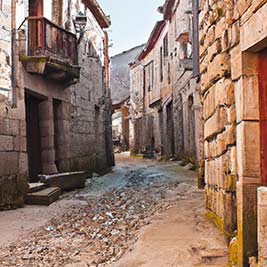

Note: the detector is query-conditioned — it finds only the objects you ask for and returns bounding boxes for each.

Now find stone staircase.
[25,185,61,206]
[25,172,88,206]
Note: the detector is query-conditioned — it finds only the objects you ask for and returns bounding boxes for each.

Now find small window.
[182,43,188,59]
[168,63,171,84]
[160,47,163,82]
[144,61,154,92]
[163,34,168,58]
[179,43,188,60]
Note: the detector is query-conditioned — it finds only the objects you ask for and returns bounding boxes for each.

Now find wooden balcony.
[19,17,80,84]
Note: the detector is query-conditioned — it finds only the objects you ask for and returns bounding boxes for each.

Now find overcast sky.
[97,0,165,56]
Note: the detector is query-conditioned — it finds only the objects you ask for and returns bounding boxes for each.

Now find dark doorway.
[122,106,130,150]
[159,109,164,155]
[25,93,42,182]
[176,93,184,157]
[188,95,196,157]
[259,48,267,185]
[167,101,175,155]
[134,118,142,153]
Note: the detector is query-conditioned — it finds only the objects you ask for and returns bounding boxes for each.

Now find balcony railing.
[25,17,78,65]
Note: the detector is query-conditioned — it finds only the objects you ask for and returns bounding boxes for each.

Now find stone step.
[39,171,87,191]
[199,249,228,265]
[28,183,46,193]
[25,187,61,206]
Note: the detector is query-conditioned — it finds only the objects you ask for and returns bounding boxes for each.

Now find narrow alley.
[0,153,227,267]
[2,0,267,266]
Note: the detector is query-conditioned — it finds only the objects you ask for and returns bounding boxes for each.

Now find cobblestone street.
[0,154,228,267]
[2,0,267,265]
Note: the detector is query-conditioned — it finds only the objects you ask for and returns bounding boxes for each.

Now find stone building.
[171,0,202,162]
[130,20,168,155]
[0,0,113,209]
[129,0,202,161]
[110,45,144,150]
[199,0,267,265]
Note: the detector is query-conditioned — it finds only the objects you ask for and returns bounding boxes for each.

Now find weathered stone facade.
[129,0,201,162]
[0,0,28,209]
[130,20,169,155]
[0,0,113,209]
[171,0,202,161]
[199,0,267,265]
[110,45,144,150]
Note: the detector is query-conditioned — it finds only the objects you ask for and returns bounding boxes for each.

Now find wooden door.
[29,0,43,16]
[259,49,267,184]
[167,101,175,155]
[29,0,43,52]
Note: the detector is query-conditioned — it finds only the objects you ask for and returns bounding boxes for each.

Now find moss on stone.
[206,211,234,239]
[225,174,237,193]
[129,150,145,159]
[19,55,48,63]
[206,211,224,232]
[227,237,238,267]
[216,7,224,17]
[158,155,171,161]
[0,174,28,210]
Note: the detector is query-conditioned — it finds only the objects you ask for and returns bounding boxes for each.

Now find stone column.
[258,187,267,267]
[54,101,71,172]
[235,52,261,266]
[39,98,57,174]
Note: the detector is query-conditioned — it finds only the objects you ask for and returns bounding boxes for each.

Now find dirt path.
[0,153,228,267]
[109,196,227,267]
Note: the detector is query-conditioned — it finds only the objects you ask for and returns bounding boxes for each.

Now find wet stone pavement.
[0,153,228,267]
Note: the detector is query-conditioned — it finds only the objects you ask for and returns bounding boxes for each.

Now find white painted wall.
[0,0,12,98]
[44,0,53,21]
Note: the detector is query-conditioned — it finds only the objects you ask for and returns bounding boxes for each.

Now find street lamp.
[73,12,87,34]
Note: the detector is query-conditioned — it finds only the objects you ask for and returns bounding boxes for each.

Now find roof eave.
[137,20,166,61]
[82,0,111,28]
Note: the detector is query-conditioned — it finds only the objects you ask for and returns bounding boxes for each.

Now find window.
[182,43,188,59]
[168,63,171,84]
[163,34,168,58]
[144,61,154,92]
[178,43,188,60]
[160,47,163,82]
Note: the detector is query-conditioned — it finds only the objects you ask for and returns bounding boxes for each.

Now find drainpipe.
[192,0,199,79]
[11,0,17,107]
[104,31,110,92]
[103,30,115,166]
